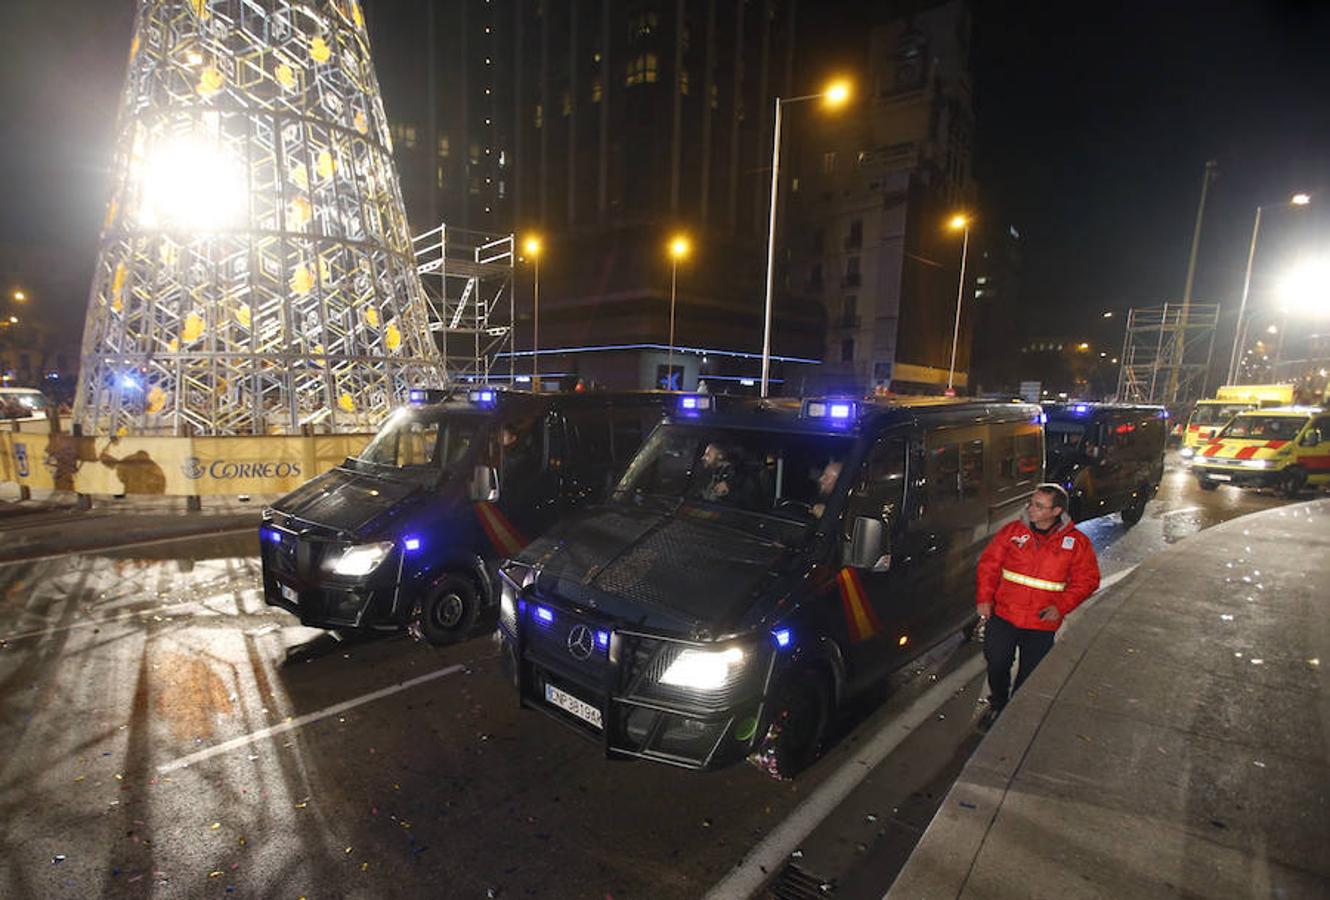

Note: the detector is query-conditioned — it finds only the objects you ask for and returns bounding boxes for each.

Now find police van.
[1191,406,1330,498]
[261,388,673,645]
[1043,402,1167,526]
[497,395,1043,776]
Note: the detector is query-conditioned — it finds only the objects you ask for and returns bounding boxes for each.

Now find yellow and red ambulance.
[1191,406,1330,497]
[1179,384,1294,460]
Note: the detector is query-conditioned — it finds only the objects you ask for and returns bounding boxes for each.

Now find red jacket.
[976,514,1101,631]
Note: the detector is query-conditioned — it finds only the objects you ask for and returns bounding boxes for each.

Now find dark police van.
[497,395,1044,777]
[261,388,672,645]
[1042,402,1167,527]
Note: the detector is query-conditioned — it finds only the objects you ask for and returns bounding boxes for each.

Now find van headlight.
[659,646,747,691]
[499,578,517,632]
[323,541,395,577]
[1179,447,1194,459]
[1241,459,1274,469]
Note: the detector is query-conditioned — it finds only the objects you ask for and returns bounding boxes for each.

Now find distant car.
[1043,402,1167,527]
[261,388,674,645]
[0,387,51,423]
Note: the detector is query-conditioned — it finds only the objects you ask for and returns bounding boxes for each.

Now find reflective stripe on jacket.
[976,513,1101,631]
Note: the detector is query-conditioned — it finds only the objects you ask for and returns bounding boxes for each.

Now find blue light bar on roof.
[1072,403,1091,414]
[678,394,713,414]
[408,388,448,405]
[803,399,857,423]
[468,388,497,407]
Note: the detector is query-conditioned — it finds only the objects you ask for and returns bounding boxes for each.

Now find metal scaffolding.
[1115,302,1220,405]
[412,224,515,385]
[75,0,444,437]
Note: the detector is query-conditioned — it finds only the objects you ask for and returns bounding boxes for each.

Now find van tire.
[1198,479,1220,492]
[413,574,480,646]
[1279,468,1306,500]
[751,666,831,781]
[1119,490,1148,527]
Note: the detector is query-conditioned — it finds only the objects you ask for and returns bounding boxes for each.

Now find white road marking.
[706,564,1140,899]
[156,664,467,774]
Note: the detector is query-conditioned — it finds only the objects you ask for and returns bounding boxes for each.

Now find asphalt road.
[0,456,1304,899]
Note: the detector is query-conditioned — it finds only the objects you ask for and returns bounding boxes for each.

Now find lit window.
[534,104,543,128]
[403,125,417,148]
[822,151,836,174]
[436,165,444,188]
[625,53,658,86]
[680,69,690,95]
[710,83,719,110]
[591,76,603,103]
[437,135,450,158]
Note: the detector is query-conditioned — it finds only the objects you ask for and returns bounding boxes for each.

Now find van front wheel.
[413,574,479,646]
[749,666,831,781]
[1119,489,1148,527]
[1279,468,1306,500]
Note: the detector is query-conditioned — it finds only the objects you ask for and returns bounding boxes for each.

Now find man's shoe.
[976,706,1002,734]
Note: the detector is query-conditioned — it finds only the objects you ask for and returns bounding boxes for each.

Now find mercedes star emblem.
[566,624,595,661]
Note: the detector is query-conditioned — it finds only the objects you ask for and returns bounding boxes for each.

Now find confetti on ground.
[959,801,977,809]
[209,870,222,878]
[52,855,66,864]
[210,822,221,830]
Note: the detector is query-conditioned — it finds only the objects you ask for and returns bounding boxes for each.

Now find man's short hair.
[1035,482,1069,513]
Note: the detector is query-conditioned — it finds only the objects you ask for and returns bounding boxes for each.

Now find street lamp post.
[1227,193,1311,385]
[760,80,850,399]
[523,235,542,389]
[667,235,690,390]
[946,214,971,394]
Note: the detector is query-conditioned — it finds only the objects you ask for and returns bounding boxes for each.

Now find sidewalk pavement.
[888,499,1330,899]
[0,486,269,563]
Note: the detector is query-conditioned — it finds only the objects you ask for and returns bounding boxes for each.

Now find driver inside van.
[811,458,843,519]
[698,441,737,501]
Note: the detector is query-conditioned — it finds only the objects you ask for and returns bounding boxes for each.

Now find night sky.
[3,0,1327,352]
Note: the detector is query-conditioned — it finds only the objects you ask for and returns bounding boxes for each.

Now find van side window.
[564,407,612,464]
[1015,430,1041,483]
[846,436,907,526]
[1311,416,1330,441]
[960,439,984,500]
[926,443,961,508]
[609,408,648,462]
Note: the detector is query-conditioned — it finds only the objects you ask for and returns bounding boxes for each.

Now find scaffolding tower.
[412,225,515,385]
[1115,302,1220,406]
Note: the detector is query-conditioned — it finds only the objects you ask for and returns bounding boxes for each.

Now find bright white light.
[326,541,394,577]
[1279,259,1330,318]
[139,134,248,231]
[659,646,745,690]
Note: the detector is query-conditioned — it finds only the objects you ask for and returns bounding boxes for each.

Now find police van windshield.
[615,424,853,521]
[357,410,483,472]
[1218,414,1306,440]
[1191,403,1250,427]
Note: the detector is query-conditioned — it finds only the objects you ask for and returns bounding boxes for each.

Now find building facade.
[789,0,977,396]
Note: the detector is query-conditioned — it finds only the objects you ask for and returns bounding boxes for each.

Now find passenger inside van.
[811,458,843,519]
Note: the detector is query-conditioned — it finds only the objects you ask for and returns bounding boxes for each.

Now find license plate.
[544,683,602,729]
[1208,473,1231,482]
[280,583,299,603]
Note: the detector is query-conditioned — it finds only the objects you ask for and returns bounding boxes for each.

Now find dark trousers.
[984,614,1056,712]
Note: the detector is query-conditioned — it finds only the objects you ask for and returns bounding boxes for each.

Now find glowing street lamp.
[666,234,690,390]
[760,79,852,398]
[523,235,543,387]
[945,213,972,393]
[12,291,26,303]
[1278,258,1330,318]
[1227,192,1311,384]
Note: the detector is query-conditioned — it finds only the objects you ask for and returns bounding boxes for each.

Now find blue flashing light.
[517,599,527,614]
[804,398,857,424]
[1036,412,1048,425]
[261,526,282,544]
[773,628,792,648]
[403,536,422,552]
[596,630,609,650]
[408,389,426,405]
[677,394,712,415]
[468,388,498,407]
[118,374,141,391]
[1072,403,1091,415]
[535,605,554,624]
[1160,409,1170,419]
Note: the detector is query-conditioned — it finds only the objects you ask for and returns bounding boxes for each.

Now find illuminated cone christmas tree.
[75,0,443,435]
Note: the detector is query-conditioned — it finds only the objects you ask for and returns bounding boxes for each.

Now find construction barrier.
[0,426,372,498]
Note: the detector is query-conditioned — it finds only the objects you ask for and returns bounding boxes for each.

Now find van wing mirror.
[847,515,892,571]
[1302,428,1322,447]
[470,465,499,501]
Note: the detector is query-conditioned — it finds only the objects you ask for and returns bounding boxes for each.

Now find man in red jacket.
[976,483,1100,727]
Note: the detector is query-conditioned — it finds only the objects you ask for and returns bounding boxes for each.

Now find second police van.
[261,388,673,644]
[1043,402,1167,526]
[497,394,1043,777]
